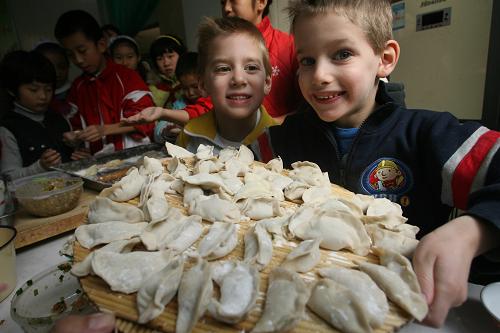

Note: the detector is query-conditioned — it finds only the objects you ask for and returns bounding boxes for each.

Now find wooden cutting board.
[14,189,97,249]
[74,187,413,333]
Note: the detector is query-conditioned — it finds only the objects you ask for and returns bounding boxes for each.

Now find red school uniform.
[67,59,154,153]
[257,16,302,118]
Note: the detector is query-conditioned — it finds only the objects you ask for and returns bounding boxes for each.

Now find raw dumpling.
[289,161,330,187]
[183,173,233,194]
[176,258,213,333]
[281,238,321,273]
[358,249,428,321]
[195,144,215,160]
[165,141,194,159]
[366,197,403,217]
[71,238,140,277]
[92,249,173,294]
[139,156,164,177]
[137,255,184,323]
[163,215,204,253]
[239,197,283,220]
[183,184,204,207]
[188,195,241,223]
[265,156,283,173]
[318,266,389,328]
[100,167,145,202]
[167,157,191,179]
[308,278,372,333]
[208,261,260,324]
[284,181,309,201]
[87,197,144,224]
[143,189,170,222]
[75,222,148,249]
[198,222,238,260]
[244,223,273,270]
[252,268,309,333]
[365,224,419,258]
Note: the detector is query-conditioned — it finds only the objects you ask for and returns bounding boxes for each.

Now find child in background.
[33,41,71,101]
[176,17,276,161]
[109,35,150,84]
[101,23,120,50]
[54,10,154,156]
[0,51,73,179]
[124,52,213,143]
[154,52,213,143]
[269,0,500,326]
[148,35,186,107]
[222,0,302,123]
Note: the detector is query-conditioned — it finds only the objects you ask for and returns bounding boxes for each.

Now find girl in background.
[109,35,150,84]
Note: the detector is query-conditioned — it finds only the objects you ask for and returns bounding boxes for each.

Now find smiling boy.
[54,10,154,155]
[270,0,500,327]
[175,16,275,161]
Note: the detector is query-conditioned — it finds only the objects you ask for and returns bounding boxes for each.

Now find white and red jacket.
[68,59,154,153]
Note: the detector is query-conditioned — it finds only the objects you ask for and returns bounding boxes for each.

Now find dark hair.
[33,42,69,65]
[54,10,102,43]
[263,0,273,17]
[0,50,56,97]
[149,35,186,70]
[175,52,199,79]
[101,23,121,35]
[109,36,139,57]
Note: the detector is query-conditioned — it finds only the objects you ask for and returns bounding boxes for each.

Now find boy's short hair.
[175,52,199,79]
[287,0,393,54]
[149,35,186,68]
[197,16,271,77]
[0,50,56,96]
[33,42,69,65]
[101,24,121,36]
[54,10,102,43]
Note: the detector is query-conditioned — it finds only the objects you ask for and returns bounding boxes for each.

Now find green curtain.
[101,0,159,37]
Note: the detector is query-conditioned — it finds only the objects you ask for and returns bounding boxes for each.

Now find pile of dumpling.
[72,142,428,333]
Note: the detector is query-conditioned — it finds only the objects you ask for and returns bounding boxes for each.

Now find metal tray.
[52,143,168,191]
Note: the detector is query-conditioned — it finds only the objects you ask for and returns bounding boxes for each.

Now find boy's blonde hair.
[287,0,393,54]
[197,16,271,77]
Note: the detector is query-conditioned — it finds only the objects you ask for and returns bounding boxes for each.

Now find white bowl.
[481,282,500,321]
[10,261,96,332]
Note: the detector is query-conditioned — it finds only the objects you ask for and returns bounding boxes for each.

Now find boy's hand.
[77,125,106,142]
[412,215,481,327]
[51,313,115,333]
[122,107,164,124]
[63,130,82,147]
[40,149,62,169]
[71,148,92,161]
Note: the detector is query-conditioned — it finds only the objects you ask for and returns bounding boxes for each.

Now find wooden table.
[14,189,97,249]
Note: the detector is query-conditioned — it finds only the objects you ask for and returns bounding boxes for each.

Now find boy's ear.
[97,37,107,54]
[377,39,400,78]
[264,74,272,95]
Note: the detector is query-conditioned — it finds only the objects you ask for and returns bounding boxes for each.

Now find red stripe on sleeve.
[452,130,500,208]
[257,133,273,163]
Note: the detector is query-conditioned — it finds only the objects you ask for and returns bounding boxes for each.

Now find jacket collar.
[256,16,271,39]
[183,105,276,145]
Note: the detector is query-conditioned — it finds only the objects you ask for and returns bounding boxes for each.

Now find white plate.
[481,282,500,321]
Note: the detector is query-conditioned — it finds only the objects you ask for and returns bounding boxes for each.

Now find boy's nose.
[312,60,334,87]
[231,71,247,86]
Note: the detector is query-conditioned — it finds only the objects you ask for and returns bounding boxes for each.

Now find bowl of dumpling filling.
[13,171,83,217]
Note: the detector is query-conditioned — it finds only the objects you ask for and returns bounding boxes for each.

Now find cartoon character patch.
[361,158,412,201]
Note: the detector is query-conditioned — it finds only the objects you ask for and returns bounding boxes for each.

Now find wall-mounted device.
[416,7,451,31]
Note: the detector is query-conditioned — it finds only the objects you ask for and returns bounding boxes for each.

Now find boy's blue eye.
[299,57,315,66]
[334,50,352,61]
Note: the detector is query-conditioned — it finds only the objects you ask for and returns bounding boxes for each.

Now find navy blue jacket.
[270,83,500,283]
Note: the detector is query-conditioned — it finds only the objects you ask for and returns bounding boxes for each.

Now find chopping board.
[74,186,413,333]
[14,189,97,249]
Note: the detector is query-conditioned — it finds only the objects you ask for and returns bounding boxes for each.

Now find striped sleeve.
[441,126,500,209]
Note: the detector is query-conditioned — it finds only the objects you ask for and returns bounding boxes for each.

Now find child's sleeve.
[423,113,500,230]
[184,97,213,119]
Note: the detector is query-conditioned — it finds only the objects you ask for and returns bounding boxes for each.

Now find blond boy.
[270,0,500,327]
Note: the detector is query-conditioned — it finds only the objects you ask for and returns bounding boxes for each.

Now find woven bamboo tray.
[74,183,413,333]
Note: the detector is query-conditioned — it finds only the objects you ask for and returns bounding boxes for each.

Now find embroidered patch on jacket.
[361,158,413,203]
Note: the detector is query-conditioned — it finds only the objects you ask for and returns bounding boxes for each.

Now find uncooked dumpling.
[281,238,321,273]
[139,156,164,177]
[143,189,170,222]
[358,249,428,321]
[165,141,194,159]
[289,161,330,187]
[75,222,148,249]
[244,223,273,270]
[162,215,204,253]
[195,144,215,160]
[265,156,283,173]
[167,157,190,179]
[307,278,372,333]
[252,268,309,333]
[284,181,309,201]
[318,266,389,328]
[188,195,241,223]
[366,197,403,217]
[71,238,140,277]
[92,249,174,294]
[239,197,283,220]
[100,167,145,202]
[198,222,238,260]
[176,258,213,333]
[141,207,190,251]
[365,224,419,258]
[87,197,144,224]
[208,261,260,324]
[137,255,184,323]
